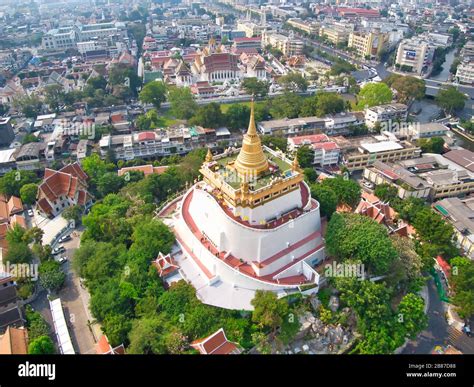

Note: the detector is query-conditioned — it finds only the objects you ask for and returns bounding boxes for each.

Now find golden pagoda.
[234,100,269,179]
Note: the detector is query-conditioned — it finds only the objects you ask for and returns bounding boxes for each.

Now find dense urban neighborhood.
[0,0,473,368]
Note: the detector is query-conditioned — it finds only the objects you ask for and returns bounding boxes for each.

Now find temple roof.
[234,101,268,179]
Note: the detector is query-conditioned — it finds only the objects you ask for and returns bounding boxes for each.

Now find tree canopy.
[357,83,393,109]
[435,86,467,115]
[139,81,167,109]
[326,213,397,274]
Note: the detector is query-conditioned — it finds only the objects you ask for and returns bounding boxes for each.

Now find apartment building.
[433,197,474,259]
[99,127,220,161]
[395,38,435,76]
[42,22,127,52]
[348,30,388,59]
[364,103,408,129]
[363,160,432,200]
[42,27,77,51]
[258,116,326,136]
[236,21,265,38]
[339,134,421,171]
[287,18,320,36]
[319,25,350,45]
[287,134,340,166]
[456,59,474,85]
[262,31,304,56]
[257,112,364,137]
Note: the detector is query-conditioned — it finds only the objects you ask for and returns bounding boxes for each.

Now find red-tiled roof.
[289,134,329,146]
[137,132,156,142]
[191,328,240,355]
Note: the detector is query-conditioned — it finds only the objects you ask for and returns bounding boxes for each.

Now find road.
[57,230,98,354]
[402,278,474,354]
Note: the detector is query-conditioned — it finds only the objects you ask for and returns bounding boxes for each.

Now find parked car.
[58,234,72,243]
[57,256,67,264]
[362,181,374,189]
[52,246,66,255]
[27,209,34,217]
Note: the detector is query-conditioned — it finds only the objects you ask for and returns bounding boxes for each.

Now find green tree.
[326,213,397,274]
[277,72,308,92]
[310,183,338,219]
[374,183,398,202]
[5,242,33,264]
[418,137,445,154]
[22,133,40,145]
[314,92,346,116]
[139,81,167,109]
[13,95,43,118]
[224,104,250,131]
[97,172,125,198]
[322,176,361,208]
[296,145,314,168]
[303,167,317,183]
[62,205,83,225]
[20,183,38,205]
[25,306,50,341]
[357,83,393,109]
[383,74,425,104]
[435,86,467,115]
[87,75,107,90]
[44,84,65,112]
[241,77,269,97]
[251,290,289,333]
[0,170,38,197]
[28,335,55,354]
[450,258,474,318]
[261,135,287,152]
[189,103,224,128]
[39,260,66,292]
[412,207,455,258]
[168,87,198,119]
[396,293,427,339]
[127,317,168,354]
[269,93,303,119]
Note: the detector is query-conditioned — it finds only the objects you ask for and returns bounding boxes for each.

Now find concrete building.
[456,60,474,85]
[348,30,388,59]
[364,103,408,129]
[395,38,435,76]
[258,112,364,137]
[319,26,350,45]
[236,21,264,38]
[262,31,304,57]
[339,133,420,171]
[288,134,340,166]
[287,18,319,36]
[99,126,219,161]
[433,197,474,259]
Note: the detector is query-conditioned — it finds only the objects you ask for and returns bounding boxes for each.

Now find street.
[29,229,97,354]
[57,231,98,354]
[402,278,474,354]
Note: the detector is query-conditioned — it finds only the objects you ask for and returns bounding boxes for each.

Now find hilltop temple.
[160,102,325,310]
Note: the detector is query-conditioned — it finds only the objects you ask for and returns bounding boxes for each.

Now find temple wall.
[187,187,322,263]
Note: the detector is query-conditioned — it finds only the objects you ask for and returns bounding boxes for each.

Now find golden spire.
[234,100,268,179]
[292,156,300,172]
[205,147,213,162]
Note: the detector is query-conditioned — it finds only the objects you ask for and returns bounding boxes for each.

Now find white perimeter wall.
[187,187,322,263]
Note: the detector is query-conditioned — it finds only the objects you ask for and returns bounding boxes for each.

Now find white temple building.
[159,102,325,310]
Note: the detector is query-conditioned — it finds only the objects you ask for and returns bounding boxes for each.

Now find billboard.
[405,50,416,60]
